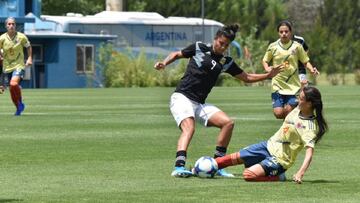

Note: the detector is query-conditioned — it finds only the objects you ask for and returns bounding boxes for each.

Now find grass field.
[0,86,359,202]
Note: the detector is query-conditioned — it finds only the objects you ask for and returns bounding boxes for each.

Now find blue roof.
[26,31,117,40]
[0,16,35,23]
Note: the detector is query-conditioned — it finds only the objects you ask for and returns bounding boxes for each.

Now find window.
[69,24,84,34]
[76,44,94,73]
[195,31,203,42]
[32,44,43,62]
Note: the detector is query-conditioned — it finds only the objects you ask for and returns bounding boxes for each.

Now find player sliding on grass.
[0,17,32,115]
[262,20,319,119]
[215,86,328,183]
[154,24,283,178]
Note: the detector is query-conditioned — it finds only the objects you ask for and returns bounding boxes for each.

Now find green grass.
[0,86,359,202]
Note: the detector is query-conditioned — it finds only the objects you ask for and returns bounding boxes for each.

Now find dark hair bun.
[228,24,239,33]
[215,24,239,41]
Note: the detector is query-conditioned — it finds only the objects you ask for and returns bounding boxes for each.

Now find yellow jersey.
[267,107,318,169]
[263,39,309,95]
[0,32,31,73]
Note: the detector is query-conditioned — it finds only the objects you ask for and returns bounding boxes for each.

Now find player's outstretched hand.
[26,58,33,67]
[311,67,320,75]
[154,62,166,70]
[292,173,303,184]
[268,64,284,78]
[300,79,309,87]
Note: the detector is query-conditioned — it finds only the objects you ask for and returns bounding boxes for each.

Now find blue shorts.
[271,92,298,108]
[0,72,5,86]
[240,141,286,176]
[3,69,25,85]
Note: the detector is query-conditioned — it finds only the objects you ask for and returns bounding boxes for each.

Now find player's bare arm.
[304,61,319,75]
[293,147,314,184]
[262,60,272,72]
[154,51,184,70]
[235,65,283,83]
[26,46,33,67]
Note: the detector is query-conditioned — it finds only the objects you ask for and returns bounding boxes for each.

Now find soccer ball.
[193,156,218,178]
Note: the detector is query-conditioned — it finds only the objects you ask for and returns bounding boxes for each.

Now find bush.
[326,74,339,86]
[97,43,186,87]
[355,69,360,85]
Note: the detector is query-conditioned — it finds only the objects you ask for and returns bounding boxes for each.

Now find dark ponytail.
[303,86,328,143]
[215,24,239,41]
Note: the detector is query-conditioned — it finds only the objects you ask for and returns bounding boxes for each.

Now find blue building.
[0,0,37,32]
[26,31,115,88]
[0,0,116,88]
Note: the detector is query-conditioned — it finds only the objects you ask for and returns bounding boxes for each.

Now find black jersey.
[293,35,309,74]
[293,35,308,51]
[175,42,243,104]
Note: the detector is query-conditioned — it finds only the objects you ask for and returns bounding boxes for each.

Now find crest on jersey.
[282,126,289,134]
[296,122,305,129]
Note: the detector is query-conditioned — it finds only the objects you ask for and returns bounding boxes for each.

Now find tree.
[205,0,288,40]
[319,0,360,38]
[42,0,104,15]
[126,0,202,17]
[285,0,323,34]
[304,0,360,84]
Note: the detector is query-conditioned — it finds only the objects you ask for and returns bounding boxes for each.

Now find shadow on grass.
[305,179,340,184]
[0,200,23,203]
[231,174,340,184]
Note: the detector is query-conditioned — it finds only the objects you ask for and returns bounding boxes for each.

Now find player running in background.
[154,24,282,178]
[0,17,32,115]
[293,34,310,87]
[262,20,319,119]
[215,86,328,183]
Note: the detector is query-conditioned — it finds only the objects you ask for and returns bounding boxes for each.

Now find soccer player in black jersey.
[293,34,309,86]
[155,24,282,178]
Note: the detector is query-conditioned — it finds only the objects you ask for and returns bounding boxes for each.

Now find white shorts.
[170,92,221,127]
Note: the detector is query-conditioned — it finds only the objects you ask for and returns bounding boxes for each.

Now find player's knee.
[180,125,195,136]
[225,119,234,130]
[242,169,257,181]
[180,119,195,134]
[284,105,296,113]
[182,127,195,136]
[273,111,285,119]
[217,118,234,132]
[9,81,18,87]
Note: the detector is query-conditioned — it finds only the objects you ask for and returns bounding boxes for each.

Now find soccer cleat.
[216,169,235,178]
[278,172,286,181]
[171,166,193,178]
[14,102,25,116]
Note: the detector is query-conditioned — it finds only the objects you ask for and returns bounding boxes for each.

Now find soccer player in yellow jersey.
[214,86,328,183]
[0,17,32,115]
[262,20,319,119]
